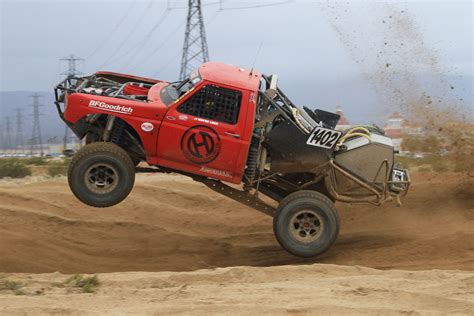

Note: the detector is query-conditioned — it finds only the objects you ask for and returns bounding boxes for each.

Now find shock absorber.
[244,131,262,190]
[245,137,259,180]
[110,118,127,145]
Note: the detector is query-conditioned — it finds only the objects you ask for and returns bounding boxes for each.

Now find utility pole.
[15,109,24,154]
[0,125,4,152]
[4,117,12,151]
[60,54,83,152]
[179,0,209,80]
[29,93,44,156]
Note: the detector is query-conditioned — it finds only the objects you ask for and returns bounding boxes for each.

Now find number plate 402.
[306,127,342,149]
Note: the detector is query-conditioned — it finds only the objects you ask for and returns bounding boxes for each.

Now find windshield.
[160,71,201,106]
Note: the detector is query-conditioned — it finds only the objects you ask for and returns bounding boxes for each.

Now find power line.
[100,0,155,68]
[152,8,220,77]
[119,8,172,71]
[168,0,220,9]
[130,19,187,73]
[179,0,210,80]
[220,0,293,10]
[86,0,139,60]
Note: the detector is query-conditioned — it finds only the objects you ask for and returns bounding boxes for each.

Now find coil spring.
[244,136,260,183]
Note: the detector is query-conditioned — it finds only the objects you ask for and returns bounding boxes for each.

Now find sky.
[0,0,472,125]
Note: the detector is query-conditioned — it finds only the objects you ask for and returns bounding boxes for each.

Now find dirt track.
[0,172,472,273]
[0,172,473,315]
[2,264,473,315]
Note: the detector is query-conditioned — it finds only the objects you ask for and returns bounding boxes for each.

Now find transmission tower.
[0,125,4,152]
[60,54,83,78]
[29,93,44,156]
[15,109,24,154]
[60,54,83,151]
[4,117,12,151]
[179,0,210,80]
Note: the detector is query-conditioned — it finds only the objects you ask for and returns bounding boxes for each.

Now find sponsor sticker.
[141,122,154,132]
[200,166,233,178]
[181,125,221,164]
[249,92,256,104]
[88,100,133,115]
[193,117,218,126]
[179,114,188,121]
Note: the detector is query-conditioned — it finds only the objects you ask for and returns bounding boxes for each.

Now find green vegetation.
[47,159,70,177]
[0,157,73,178]
[402,135,441,153]
[400,131,473,173]
[454,153,474,172]
[397,154,451,172]
[0,159,32,178]
[25,156,48,166]
[0,280,25,295]
[67,274,100,293]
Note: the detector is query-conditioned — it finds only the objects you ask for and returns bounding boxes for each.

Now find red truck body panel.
[63,62,261,184]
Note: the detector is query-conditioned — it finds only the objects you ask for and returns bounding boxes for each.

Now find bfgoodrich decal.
[88,100,133,115]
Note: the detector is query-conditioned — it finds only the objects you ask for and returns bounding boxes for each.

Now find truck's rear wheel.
[68,142,135,207]
[273,190,340,257]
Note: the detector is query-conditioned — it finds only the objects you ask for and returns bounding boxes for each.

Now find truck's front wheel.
[273,190,340,257]
[68,142,135,207]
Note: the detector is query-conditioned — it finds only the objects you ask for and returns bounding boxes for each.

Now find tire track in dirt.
[0,172,472,273]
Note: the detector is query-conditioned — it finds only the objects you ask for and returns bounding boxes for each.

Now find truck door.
[156,83,249,183]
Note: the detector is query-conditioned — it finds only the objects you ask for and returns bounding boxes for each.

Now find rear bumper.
[324,159,410,205]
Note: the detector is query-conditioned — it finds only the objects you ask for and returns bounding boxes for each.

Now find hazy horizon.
[0,0,472,133]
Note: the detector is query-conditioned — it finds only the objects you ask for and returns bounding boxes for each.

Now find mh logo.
[181,126,221,164]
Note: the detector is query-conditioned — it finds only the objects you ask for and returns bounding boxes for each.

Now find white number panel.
[306,127,342,149]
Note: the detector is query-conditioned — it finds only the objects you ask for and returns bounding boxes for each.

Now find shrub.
[25,157,48,165]
[418,167,431,173]
[67,274,100,293]
[432,162,449,172]
[454,154,474,172]
[0,280,24,295]
[0,159,32,178]
[47,160,69,177]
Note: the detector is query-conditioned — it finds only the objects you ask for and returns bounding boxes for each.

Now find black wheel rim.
[288,210,324,243]
[84,163,119,194]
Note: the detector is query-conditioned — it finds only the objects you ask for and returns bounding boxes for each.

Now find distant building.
[385,112,404,152]
[335,105,351,130]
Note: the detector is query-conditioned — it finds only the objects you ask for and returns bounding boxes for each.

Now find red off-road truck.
[54,62,409,257]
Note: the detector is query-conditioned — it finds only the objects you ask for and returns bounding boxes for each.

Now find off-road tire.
[130,155,141,167]
[273,190,340,257]
[68,142,135,207]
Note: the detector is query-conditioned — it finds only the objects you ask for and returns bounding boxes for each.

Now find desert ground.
[0,172,472,314]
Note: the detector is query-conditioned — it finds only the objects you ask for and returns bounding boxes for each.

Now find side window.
[177,84,242,124]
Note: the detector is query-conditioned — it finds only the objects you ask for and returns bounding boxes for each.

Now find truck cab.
[150,63,261,184]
